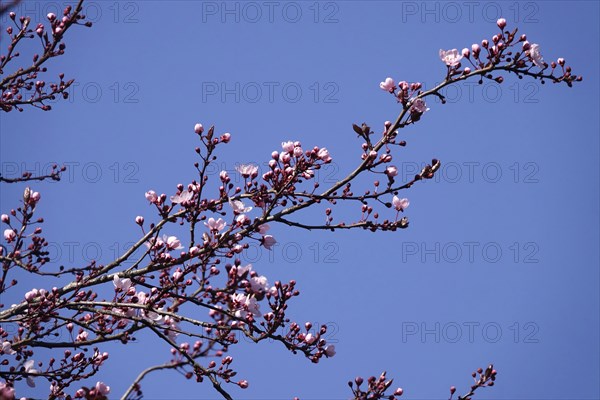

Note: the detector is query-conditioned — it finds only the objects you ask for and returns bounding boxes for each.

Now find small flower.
[262,235,276,250]
[257,224,270,234]
[1,214,9,223]
[113,275,132,292]
[205,217,227,232]
[439,48,463,67]
[461,47,470,58]
[317,148,332,163]
[194,123,204,134]
[163,235,183,250]
[497,18,507,30]
[170,190,194,204]
[281,141,295,152]
[229,199,252,214]
[385,166,398,177]
[145,190,158,203]
[23,359,38,387]
[3,229,15,242]
[410,98,429,114]
[135,216,144,225]
[1,341,16,355]
[47,13,56,21]
[392,196,409,212]
[304,333,317,344]
[24,289,39,301]
[324,345,336,357]
[76,331,89,342]
[236,164,259,179]
[249,275,269,294]
[95,381,110,396]
[528,43,544,67]
[379,77,396,92]
[293,146,304,157]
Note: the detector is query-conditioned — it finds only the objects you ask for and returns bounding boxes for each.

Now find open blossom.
[3,229,15,242]
[262,235,277,250]
[386,166,398,177]
[324,345,336,357]
[392,196,410,212]
[317,147,332,162]
[379,77,396,92]
[170,190,194,204]
[257,224,270,234]
[145,190,158,203]
[95,381,110,396]
[24,359,38,387]
[528,43,544,67]
[231,293,261,318]
[25,288,39,301]
[163,235,183,250]
[249,275,269,293]
[1,341,16,355]
[281,141,295,152]
[113,275,132,292]
[76,331,88,342]
[439,48,463,67]
[410,98,429,114]
[229,199,252,214]
[205,217,227,232]
[304,333,317,344]
[236,164,259,178]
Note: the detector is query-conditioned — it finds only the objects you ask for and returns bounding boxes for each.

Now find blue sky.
[1,1,599,399]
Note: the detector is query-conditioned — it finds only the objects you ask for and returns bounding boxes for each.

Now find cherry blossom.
[392,196,410,212]
[113,275,132,292]
[317,147,332,163]
[229,199,253,214]
[145,190,158,203]
[3,229,15,242]
[95,381,110,395]
[170,190,194,204]
[324,345,336,357]
[439,48,463,67]
[236,164,259,179]
[23,360,38,387]
[528,43,544,68]
[163,235,183,250]
[205,217,227,232]
[379,77,396,92]
[262,235,277,250]
[1,341,16,355]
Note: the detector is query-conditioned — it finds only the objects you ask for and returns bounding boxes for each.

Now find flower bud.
[496,18,507,30]
[194,123,204,134]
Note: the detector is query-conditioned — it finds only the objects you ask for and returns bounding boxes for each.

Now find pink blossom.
[221,132,231,142]
[392,196,410,212]
[439,48,463,67]
[113,275,132,292]
[205,217,227,232]
[317,147,332,162]
[189,246,200,256]
[24,359,38,387]
[528,43,544,67]
[76,331,88,342]
[281,141,295,152]
[1,214,9,223]
[194,123,204,134]
[472,43,480,54]
[497,18,507,29]
[170,190,194,204]
[304,333,317,344]
[0,382,15,400]
[25,288,39,301]
[236,164,259,179]
[3,229,15,242]
[262,235,277,250]
[220,171,229,181]
[462,47,470,58]
[279,152,292,164]
[47,13,56,21]
[1,341,16,355]
[410,98,429,114]
[31,191,40,202]
[293,146,304,157]
[324,345,336,357]
[231,293,261,317]
[238,380,249,389]
[236,264,253,277]
[229,199,252,214]
[135,216,144,225]
[95,381,110,395]
[379,77,396,92]
[145,190,158,203]
[249,275,269,294]
[386,166,398,177]
[257,224,270,234]
[163,235,183,250]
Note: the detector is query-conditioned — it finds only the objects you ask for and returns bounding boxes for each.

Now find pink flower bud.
[394,388,403,396]
[145,190,158,203]
[462,48,470,58]
[557,57,565,66]
[385,166,398,177]
[220,132,231,142]
[3,229,16,242]
[135,216,144,225]
[1,214,9,223]
[238,380,249,389]
[293,146,303,157]
[194,123,204,134]
[450,386,456,394]
[522,41,531,51]
[271,151,279,159]
[379,77,395,92]
[464,67,471,74]
[47,13,56,21]
[481,39,489,48]
[497,18,507,30]
[472,43,480,54]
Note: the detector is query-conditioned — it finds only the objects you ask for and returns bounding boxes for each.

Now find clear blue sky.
[1,1,598,399]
